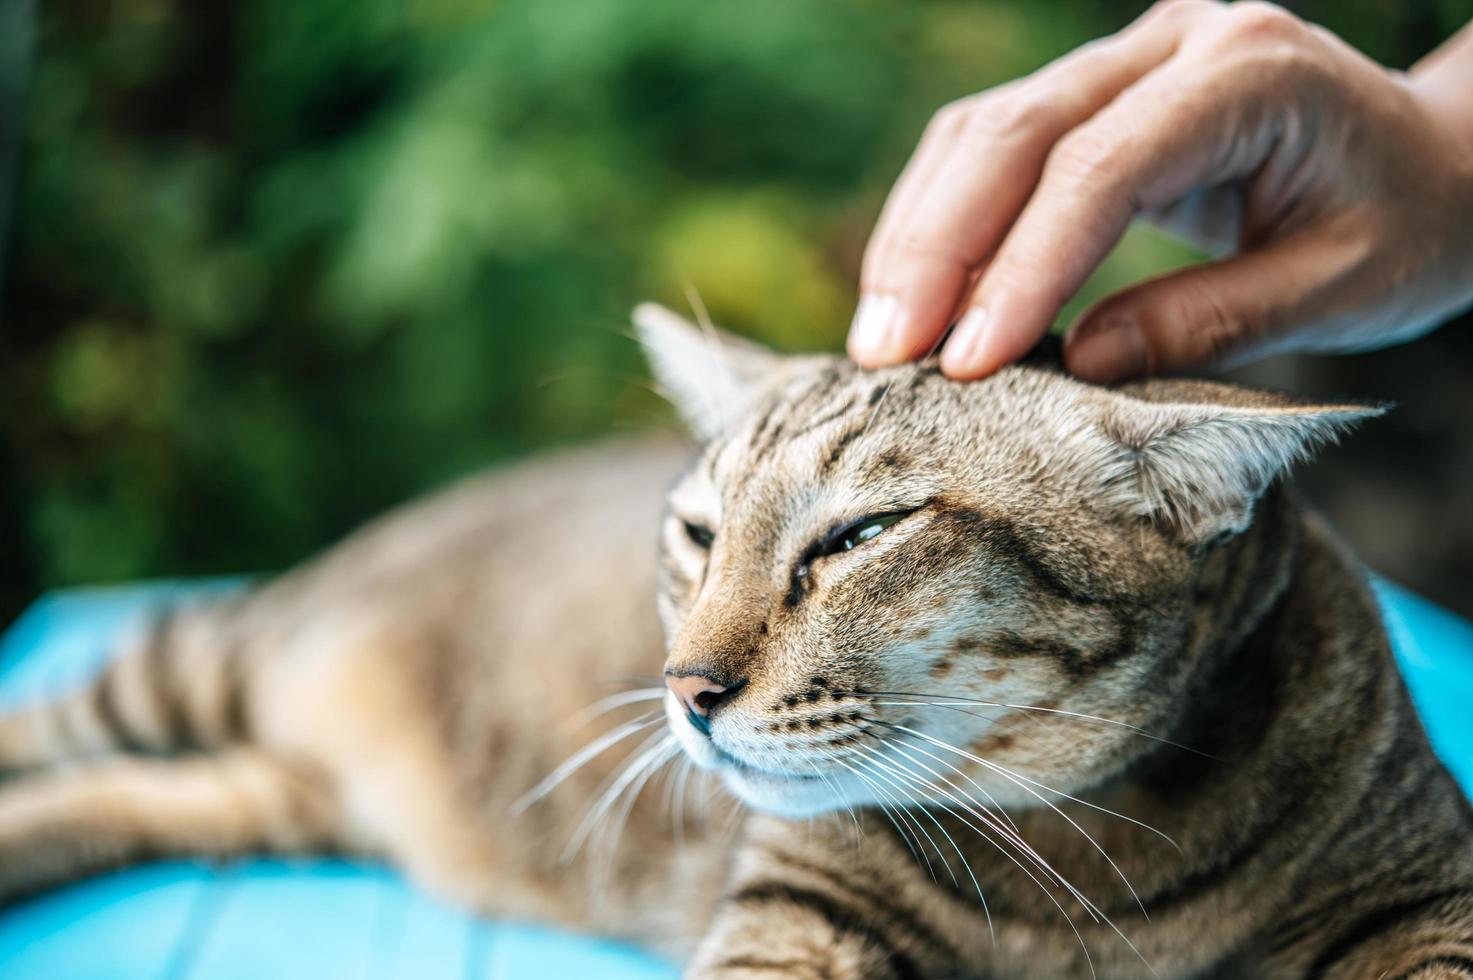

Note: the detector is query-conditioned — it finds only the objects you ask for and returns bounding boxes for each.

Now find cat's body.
[0,307,1469,978]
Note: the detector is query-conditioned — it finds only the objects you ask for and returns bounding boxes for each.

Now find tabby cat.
[0,304,1469,979]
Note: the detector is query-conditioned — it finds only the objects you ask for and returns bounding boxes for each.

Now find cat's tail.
[0,594,258,771]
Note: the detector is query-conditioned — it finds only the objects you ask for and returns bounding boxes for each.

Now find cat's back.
[293,435,686,592]
[248,435,689,640]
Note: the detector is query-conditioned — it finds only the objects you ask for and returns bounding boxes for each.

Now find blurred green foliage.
[1,0,1468,618]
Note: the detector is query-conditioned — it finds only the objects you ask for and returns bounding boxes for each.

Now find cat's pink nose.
[666,674,730,718]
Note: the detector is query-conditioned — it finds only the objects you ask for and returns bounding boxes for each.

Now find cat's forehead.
[677,356,1100,515]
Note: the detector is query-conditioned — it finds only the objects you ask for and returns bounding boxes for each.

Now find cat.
[0,303,1468,979]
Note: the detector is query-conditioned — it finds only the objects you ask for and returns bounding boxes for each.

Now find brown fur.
[0,307,1468,979]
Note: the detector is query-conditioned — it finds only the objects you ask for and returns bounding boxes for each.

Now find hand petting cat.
[848,1,1473,383]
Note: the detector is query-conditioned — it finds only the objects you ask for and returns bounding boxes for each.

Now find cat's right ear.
[633,303,785,442]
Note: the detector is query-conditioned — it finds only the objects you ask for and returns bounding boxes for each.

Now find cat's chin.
[676,738,837,816]
[719,765,837,818]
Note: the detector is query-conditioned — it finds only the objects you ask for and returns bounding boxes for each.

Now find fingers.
[1063,229,1360,381]
[941,46,1288,379]
[850,0,1217,369]
[847,101,977,364]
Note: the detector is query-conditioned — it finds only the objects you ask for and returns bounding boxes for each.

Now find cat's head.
[635,303,1378,818]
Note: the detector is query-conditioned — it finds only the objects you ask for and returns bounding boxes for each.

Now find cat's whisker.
[870,699,1053,754]
[682,279,717,338]
[867,691,1217,760]
[873,689,1154,737]
[836,751,925,866]
[868,742,1067,890]
[572,687,667,727]
[668,754,695,849]
[595,674,669,690]
[680,279,747,407]
[827,724,1048,886]
[856,737,1099,907]
[698,767,718,819]
[854,378,895,442]
[882,723,1160,977]
[849,750,993,938]
[512,712,664,814]
[827,755,933,874]
[576,729,674,871]
[818,760,860,842]
[806,756,863,848]
[850,740,1112,978]
[718,782,746,844]
[855,339,937,443]
[882,736,1023,837]
[854,740,1102,974]
[890,721,1181,855]
[598,737,682,885]
[563,729,677,865]
[885,721,1158,884]
[660,747,680,813]
[864,738,1130,958]
[835,724,1066,892]
[864,739,1069,895]
[848,752,962,892]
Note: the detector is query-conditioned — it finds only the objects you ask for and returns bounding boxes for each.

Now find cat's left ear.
[633,303,786,442]
[1098,385,1385,544]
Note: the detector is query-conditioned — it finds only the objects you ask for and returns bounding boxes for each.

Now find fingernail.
[940,307,989,377]
[848,294,902,364]
[1066,314,1148,382]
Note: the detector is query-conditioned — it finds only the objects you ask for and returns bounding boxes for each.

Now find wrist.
[1409,23,1473,147]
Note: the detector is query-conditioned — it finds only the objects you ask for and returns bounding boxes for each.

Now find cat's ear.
[1098,384,1384,544]
[633,302,785,442]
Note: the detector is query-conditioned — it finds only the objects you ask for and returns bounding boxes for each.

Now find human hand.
[848,1,1473,381]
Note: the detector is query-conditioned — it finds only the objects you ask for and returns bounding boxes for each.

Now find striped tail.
[0,598,255,771]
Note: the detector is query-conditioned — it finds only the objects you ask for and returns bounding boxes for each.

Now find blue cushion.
[0,578,1469,979]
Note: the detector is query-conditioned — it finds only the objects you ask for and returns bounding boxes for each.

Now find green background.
[2,0,1471,623]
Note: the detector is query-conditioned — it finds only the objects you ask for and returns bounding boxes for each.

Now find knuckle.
[960,91,1049,144]
[924,95,984,143]
[1140,0,1221,28]
[1255,39,1325,84]
[1045,128,1122,192]
[1222,3,1306,44]
[1191,3,1323,85]
[926,99,969,136]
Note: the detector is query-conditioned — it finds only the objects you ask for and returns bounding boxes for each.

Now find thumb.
[1063,239,1332,381]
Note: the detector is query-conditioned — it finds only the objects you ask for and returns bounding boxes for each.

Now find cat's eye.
[825,512,908,556]
[682,520,715,550]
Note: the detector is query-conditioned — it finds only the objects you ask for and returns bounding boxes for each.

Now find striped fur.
[0,308,1467,978]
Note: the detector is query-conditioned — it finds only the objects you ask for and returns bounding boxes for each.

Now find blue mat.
[0,578,1469,979]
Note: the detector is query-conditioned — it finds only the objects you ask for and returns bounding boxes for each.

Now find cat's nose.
[666,673,744,735]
